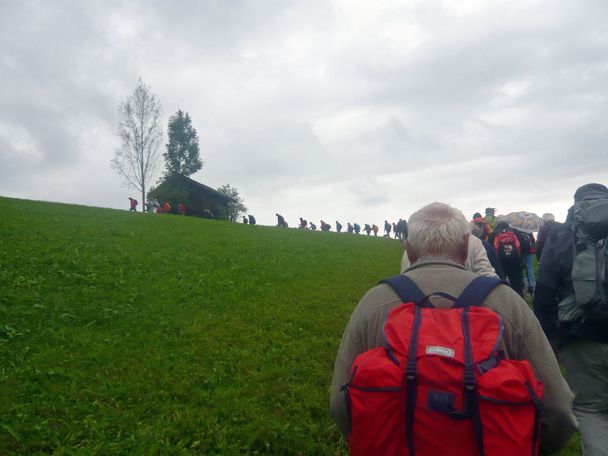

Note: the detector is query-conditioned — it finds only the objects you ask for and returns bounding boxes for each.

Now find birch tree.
[112,78,162,212]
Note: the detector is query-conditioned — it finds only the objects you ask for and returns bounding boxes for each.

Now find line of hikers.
[399,206,541,299]
[274,214,409,239]
[331,184,608,455]
[130,198,221,219]
[129,198,189,216]
[152,201,186,215]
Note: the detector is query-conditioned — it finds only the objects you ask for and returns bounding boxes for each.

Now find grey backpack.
[564,197,608,323]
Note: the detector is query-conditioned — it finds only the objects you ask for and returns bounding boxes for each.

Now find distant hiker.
[472,212,492,240]
[309,222,317,231]
[178,203,186,216]
[243,216,249,224]
[299,217,308,229]
[521,231,536,294]
[276,213,288,227]
[392,222,399,239]
[363,224,372,235]
[202,208,214,219]
[384,220,391,237]
[353,223,361,234]
[347,223,354,233]
[534,183,608,455]
[321,220,331,232]
[336,221,342,233]
[491,221,525,296]
[371,224,379,236]
[484,207,497,229]
[145,201,155,213]
[162,202,172,213]
[128,197,138,212]
[248,214,256,225]
[332,202,576,456]
[397,218,408,240]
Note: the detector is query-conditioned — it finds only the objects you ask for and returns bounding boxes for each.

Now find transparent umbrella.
[500,211,544,233]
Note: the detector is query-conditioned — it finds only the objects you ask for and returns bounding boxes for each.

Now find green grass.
[0,197,401,454]
[0,197,581,454]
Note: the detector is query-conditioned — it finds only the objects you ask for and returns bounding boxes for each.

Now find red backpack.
[494,231,522,262]
[343,276,543,456]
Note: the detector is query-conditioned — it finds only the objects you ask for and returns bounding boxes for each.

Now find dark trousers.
[501,260,524,297]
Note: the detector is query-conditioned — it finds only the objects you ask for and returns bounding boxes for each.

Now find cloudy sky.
[1,0,607,227]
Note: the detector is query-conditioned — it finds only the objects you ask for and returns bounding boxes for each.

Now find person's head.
[472,212,482,219]
[573,183,608,203]
[495,221,510,231]
[405,202,470,265]
[485,207,496,216]
[542,213,555,223]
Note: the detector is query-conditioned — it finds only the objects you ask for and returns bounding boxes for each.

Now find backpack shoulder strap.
[379,275,425,303]
[453,276,505,308]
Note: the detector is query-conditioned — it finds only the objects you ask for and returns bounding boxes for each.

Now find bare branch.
[112,78,162,211]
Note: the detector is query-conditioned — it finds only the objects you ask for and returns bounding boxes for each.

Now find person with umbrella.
[501,211,545,295]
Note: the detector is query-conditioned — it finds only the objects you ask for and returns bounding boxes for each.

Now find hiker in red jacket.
[128,197,138,212]
[178,203,186,215]
[490,221,525,297]
[471,212,492,240]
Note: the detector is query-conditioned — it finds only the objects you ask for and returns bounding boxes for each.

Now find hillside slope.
[0,197,403,454]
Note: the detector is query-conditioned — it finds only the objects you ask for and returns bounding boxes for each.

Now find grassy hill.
[0,197,580,455]
[0,197,403,454]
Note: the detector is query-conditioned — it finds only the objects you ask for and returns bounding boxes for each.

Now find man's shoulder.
[483,282,532,323]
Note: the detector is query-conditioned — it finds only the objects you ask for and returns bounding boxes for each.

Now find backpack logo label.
[426,346,455,358]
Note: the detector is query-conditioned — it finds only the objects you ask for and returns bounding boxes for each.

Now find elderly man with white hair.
[400,221,499,277]
[330,202,576,455]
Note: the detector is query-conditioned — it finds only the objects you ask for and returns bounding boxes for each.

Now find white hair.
[407,202,470,258]
[542,213,555,222]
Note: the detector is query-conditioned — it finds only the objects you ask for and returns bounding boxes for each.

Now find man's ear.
[405,240,419,265]
[457,233,470,265]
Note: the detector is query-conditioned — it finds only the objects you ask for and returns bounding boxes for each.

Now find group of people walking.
[331,183,608,456]
[273,214,409,240]
[469,207,538,297]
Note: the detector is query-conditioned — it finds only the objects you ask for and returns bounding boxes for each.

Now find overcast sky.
[1,0,607,227]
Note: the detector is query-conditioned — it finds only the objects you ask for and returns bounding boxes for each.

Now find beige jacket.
[330,257,576,454]
[401,234,497,277]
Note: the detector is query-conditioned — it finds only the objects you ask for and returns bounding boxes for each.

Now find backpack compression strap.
[379,275,425,303]
[453,276,505,308]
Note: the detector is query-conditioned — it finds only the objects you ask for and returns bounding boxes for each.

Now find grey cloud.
[1,0,608,224]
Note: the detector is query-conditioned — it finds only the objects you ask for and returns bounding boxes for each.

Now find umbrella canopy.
[500,211,544,233]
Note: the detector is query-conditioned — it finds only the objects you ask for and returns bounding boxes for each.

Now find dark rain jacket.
[534,222,608,345]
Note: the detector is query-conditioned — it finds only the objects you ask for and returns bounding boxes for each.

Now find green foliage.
[164,110,202,177]
[216,184,247,222]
